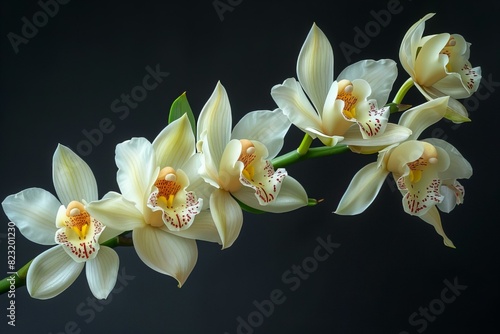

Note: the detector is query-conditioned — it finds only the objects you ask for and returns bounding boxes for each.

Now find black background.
[1,0,499,333]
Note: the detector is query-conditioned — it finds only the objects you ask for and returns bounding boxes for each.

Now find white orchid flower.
[196,81,309,249]
[1,144,121,299]
[399,13,481,122]
[271,22,411,148]
[335,97,472,247]
[86,114,221,287]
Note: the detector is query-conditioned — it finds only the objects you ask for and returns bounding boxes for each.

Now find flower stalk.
[0,234,134,295]
[0,13,482,301]
[392,77,415,105]
[296,133,314,155]
[0,260,32,295]
[272,144,350,169]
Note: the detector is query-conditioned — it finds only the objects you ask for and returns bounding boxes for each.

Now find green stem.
[101,234,134,247]
[0,260,32,295]
[0,234,133,295]
[296,134,313,155]
[392,77,415,105]
[272,145,349,169]
[236,195,321,213]
[308,198,324,206]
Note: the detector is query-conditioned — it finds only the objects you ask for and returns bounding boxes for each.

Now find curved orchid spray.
[0,13,480,301]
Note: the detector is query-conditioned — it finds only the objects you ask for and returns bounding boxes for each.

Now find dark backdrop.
[1,0,499,333]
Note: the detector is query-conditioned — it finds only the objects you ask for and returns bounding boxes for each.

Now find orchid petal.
[414,33,450,86]
[398,96,449,140]
[198,135,223,189]
[419,206,455,248]
[335,162,389,215]
[342,123,412,147]
[27,246,85,299]
[271,78,322,136]
[86,192,145,231]
[297,23,334,112]
[2,187,60,245]
[231,109,291,159]
[196,81,232,169]
[307,127,344,147]
[415,85,470,123]
[210,189,243,249]
[425,138,473,180]
[436,34,481,98]
[164,210,222,244]
[443,97,471,123]
[386,140,426,174]
[322,81,353,136]
[437,183,462,213]
[153,113,195,169]
[433,72,476,99]
[53,144,98,205]
[115,137,158,212]
[133,226,198,287]
[90,194,125,242]
[337,59,398,106]
[399,13,435,77]
[233,175,308,213]
[183,153,216,206]
[218,139,245,193]
[85,246,120,299]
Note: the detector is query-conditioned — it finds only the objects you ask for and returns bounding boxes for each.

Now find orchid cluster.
[1,13,479,301]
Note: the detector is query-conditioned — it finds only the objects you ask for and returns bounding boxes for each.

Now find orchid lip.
[147,167,202,231]
[55,201,105,262]
[155,167,181,209]
[236,139,287,205]
[238,139,257,181]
